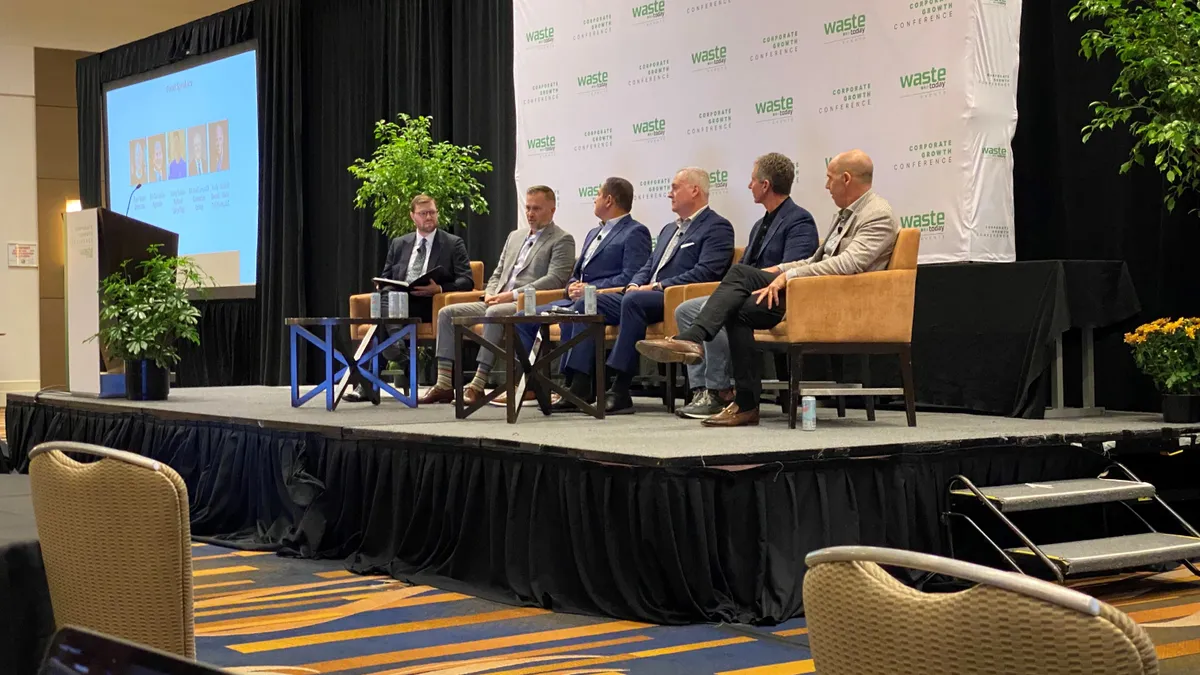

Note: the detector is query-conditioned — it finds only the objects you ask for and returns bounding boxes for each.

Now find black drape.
[174,299,261,387]
[1013,0,1200,412]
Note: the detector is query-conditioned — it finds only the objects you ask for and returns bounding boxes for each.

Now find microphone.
[126,183,143,216]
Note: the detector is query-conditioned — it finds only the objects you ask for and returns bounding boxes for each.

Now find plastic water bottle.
[801,396,817,430]
[369,292,381,318]
[523,288,538,316]
[584,285,597,315]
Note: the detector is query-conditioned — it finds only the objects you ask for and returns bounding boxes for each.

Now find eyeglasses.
[414,210,438,218]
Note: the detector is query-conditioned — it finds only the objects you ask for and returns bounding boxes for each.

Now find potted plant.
[1124,318,1200,423]
[92,245,208,400]
[348,113,493,238]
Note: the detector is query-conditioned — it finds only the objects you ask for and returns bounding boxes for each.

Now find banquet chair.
[755,228,920,427]
[803,545,1157,675]
[29,441,197,660]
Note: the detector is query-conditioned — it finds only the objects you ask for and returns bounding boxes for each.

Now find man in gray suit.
[419,185,576,405]
[635,149,900,427]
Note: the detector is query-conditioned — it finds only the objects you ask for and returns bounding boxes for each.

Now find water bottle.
[389,291,408,319]
[523,287,538,316]
[584,285,597,315]
[801,395,817,430]
[369,292,381,318]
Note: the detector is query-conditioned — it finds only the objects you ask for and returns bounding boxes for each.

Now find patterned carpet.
[191,542,1200,675]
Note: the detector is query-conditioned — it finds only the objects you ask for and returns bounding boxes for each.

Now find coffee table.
[452,314,606,423]
[285,317,421,411]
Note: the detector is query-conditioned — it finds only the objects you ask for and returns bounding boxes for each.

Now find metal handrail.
[947,474,1065,583]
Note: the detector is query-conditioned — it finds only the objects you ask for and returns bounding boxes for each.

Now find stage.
[5,388,1200,625]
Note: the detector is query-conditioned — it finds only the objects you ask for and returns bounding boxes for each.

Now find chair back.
[29,442,196,659]
[803,546,1157,675]
[732,247,745,266]
[887,228,920,270]
[470,260,485,290]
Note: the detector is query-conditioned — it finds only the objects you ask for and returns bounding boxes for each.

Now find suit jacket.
[630,207,735,288]
[485,222,576,297]
[381,228,474,293]
[780,190,899,279]
[570,215,653,289]
[741,197,819,268]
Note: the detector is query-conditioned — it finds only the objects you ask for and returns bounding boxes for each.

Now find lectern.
[63,208,178,396]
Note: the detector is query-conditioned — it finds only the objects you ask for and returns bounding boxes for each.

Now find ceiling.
[0,0,244,53]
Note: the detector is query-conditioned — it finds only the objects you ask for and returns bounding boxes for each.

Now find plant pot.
[125,360,170,401]
[1163,394,1200,423]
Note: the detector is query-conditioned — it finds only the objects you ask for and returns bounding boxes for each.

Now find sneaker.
[677,390,726,419]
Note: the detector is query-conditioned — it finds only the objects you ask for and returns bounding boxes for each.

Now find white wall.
[0,44,41,400]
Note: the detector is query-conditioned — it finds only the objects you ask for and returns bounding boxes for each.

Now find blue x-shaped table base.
[286,317,420,411]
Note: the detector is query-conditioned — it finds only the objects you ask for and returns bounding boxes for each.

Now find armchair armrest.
[435,290,485,315]
[349,293,373,319]
[517,289,567,312]
[783,269,916,343]
[661,282,721,335]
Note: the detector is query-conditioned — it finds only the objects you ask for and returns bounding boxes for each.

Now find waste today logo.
[688,107,732,136]
[899,210,946,234]
[575,127,613,152]
[823,13,866,43]
[894,0,953,30]
[576,70,609,95]
[577,184,603,203]
[982,146,1008,159]
[525,26,554,46]
[632,118,667,143]
[751,30,799,62]
[820,83,871,114]
[754,96,795,124]
[574,13,612,41]
[691,45,728,72]
[894,139,953,170]
[899,66,948,97]
[707,169,729,194]
[526,134,555,157]
[631,0,666,24]
[629,58,670,87]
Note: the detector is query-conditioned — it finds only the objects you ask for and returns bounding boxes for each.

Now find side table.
[285,317,421,411]
[452,314,606,423]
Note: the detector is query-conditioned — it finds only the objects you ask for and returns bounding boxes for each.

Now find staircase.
[944,464,1200,583]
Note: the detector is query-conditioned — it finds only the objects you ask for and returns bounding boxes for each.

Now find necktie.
[407,238,427,282]
[652,219,689,283]
[582,223,606,266]
[505,235,537,291]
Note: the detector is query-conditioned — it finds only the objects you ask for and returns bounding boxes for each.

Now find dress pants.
[683,264,785,409]
[674,296,732,391]
[380,296,432,362]
[606,290,665,374]
[435,300,518,367]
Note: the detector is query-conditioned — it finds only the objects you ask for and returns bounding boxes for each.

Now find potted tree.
[92,245,208,400]
[348,113,493,238]
[1125,318,1200,422]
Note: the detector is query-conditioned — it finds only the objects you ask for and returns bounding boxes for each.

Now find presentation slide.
[105,48,259,285]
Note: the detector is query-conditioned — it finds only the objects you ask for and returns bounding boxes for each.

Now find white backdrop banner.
[513,0,1021,263]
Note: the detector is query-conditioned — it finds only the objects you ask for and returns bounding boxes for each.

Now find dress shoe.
[489,389,538,406]
[417,386,455,405]
[701,403,760,427]
[605,391,635,415]
[461,386,483,406]
[552,392,592,412]
[342,384,368,403]
[636,337,704,365]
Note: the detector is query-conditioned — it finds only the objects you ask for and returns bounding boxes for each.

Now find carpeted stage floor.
[21,387,1197,466]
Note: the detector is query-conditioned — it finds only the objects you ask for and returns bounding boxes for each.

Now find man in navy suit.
[675,152,818,418]
[345,195,473,402]
[515,177,652,408]
[598,167,735,414]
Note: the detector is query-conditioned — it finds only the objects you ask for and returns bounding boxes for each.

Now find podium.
[63,208,178,396]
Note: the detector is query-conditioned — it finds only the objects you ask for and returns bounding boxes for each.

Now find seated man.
[514,177,652,409]
[675,152,818,419]
[595,167,735,414]
[636,149,899,427]
[418,185,575,404]
[346,194,474,402]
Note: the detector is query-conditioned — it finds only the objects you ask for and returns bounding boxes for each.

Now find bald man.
[635,150,900,427]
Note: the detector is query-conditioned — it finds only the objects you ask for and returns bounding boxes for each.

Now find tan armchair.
[756,229,920,427]
[29,441,197,659]
[349,261,485,343]
[804,545,1157,675]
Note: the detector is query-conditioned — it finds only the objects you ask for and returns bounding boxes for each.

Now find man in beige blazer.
[419,185,576,405]
[635,149,900,426]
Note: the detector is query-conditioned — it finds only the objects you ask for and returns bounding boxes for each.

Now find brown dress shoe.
[417,386,455,405]
[489,389,539,407]
[636,337,704,365]
[701,403,760,427]
[461,386,485,406]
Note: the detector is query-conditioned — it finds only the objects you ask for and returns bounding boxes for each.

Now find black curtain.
[1012,0,1200,412]
[76,0,516,387]
[174,299,261,387]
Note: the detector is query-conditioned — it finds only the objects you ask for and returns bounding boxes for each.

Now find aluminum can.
[583,285,597,314]
[523,287,538,316]
[369,292,381,318]
[801,395,817,430]
[389,291,408,319]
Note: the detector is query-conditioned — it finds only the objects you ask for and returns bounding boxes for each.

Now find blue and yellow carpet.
[190,543,1200,674]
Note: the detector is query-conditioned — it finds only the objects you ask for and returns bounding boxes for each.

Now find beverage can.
[390,291,408,319]
[523,287,538,316]
[369,292,381,319]
[584,285,597,315]
[801,395,817,430]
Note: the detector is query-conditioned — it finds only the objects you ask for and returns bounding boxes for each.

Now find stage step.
[1007,533,1200,576]
[951,478,1155,513]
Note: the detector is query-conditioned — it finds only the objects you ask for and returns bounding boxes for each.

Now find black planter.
[125,360,170,401]
[1163,394,1200,424]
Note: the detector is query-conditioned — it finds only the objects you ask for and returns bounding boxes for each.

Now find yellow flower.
[1188,326,1198,339]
